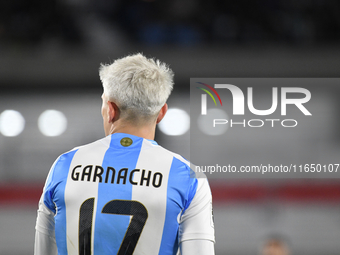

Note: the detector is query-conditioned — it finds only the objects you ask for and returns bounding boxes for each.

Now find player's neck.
[108,120,156,140]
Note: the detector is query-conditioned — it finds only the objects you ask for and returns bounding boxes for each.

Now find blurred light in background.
[158,108,190,136]
[197,108,229,136]
[38,110,67,137]
[0,110,25,137]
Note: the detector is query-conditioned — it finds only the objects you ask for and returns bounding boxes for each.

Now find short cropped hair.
[99,53,174,119]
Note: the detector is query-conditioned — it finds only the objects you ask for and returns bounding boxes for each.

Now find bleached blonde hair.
[99,53,174,121]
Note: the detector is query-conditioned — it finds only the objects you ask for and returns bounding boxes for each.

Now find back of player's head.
[99,53,174,121]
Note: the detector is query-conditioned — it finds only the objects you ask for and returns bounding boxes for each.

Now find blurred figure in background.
[261,234,291,255]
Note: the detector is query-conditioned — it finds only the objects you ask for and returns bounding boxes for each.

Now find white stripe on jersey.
[131,138,173,254]
[64,137,111,254]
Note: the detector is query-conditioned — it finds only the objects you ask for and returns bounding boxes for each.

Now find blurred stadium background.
[1,1,340,254]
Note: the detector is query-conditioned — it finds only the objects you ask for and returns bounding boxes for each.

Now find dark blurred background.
[0,1,340,255]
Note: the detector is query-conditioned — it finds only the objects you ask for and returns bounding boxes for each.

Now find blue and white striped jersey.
[35,133,215,255]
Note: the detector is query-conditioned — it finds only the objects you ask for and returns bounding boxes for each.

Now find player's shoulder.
[151,141,190,165]
[57,135,110,162]
[149,141,207,179]
[45,136,111,186]
[152,143,208,179]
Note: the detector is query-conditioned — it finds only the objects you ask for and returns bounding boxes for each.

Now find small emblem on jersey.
[120,137,133,147]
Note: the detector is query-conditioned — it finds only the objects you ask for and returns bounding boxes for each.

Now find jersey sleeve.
[41,156,60,213]
[42,149,77,213]
[180,239,215,255]
[34,156,61,255]
[178,176,215,243]
[34,194,58,255]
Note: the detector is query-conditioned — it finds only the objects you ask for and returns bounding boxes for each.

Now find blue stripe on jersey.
[159,157,198,255]
[93,134,143,254]
[43,149,78,254]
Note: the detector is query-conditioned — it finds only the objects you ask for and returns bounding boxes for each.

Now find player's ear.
[156,103,168,124]
[108,101,120,123]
